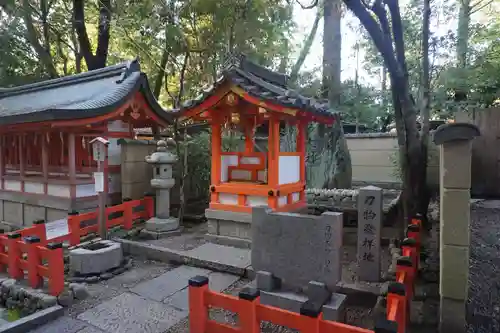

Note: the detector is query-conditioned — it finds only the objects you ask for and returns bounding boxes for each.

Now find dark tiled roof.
[179,53,334,119]
[0,59,173,125]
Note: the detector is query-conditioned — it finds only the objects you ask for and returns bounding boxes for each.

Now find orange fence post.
[387,282,407,333]
[396,256,414,301]
[46,242,65,296]
[406,223,421,269]
[401,238,417,274]
[67,211,81,246]
[0,233,6,272]
[238,287,260,333]
[24,236,43,289]
[188,275,209,333]
[122,198,133,230]
[144,193,155,219]
[7,233,23,280]
[299,301,321,333]
[32,220,47,244]
[374,317,398,333]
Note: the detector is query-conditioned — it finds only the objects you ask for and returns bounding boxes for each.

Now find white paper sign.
[94,172,104,192]
[92,144,106,162]
[45,218,69,240]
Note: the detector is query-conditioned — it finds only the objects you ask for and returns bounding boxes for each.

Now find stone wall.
[118,139,157,200]
[345,133,439,189]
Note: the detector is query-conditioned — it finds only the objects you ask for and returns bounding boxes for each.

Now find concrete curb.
[0,305,64,333]
[114,238,254,278]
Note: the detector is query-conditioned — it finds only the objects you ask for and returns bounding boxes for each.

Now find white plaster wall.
[278,196,287,207]
[221,155,238,182]
[219,193,239,205]
[240,156,261,165]
[47,184,70,197]
[291,192,300,203]
[76,183,95,197]
[247,195,268,207]
[25,181,44,194]
[278,156,300,185]
[107,120,129,133]
[4,180,21,191]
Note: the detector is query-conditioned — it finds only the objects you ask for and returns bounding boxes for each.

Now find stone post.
[142,140,181,239]
[357,186,383,282]
[433,123,480,333]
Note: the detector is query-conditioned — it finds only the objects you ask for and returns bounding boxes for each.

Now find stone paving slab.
[77,292,186,333]
[28,316,105,333]
[184,243,251,274]
[130,265,211,302]
[164,271,240,311]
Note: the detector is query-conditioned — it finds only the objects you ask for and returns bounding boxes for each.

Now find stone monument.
[251,207,347,321]
[141,140,180,239]
[357,185,383,282]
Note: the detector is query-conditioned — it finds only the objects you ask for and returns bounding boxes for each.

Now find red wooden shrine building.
[176,54,336,213]
[0,59,172,227]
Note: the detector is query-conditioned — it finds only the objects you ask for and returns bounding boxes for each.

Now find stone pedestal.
[70,240,123,275]
[433,123,480,333]
[141,140,180,239]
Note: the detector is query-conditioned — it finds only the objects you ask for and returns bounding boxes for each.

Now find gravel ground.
[467,200,500,333]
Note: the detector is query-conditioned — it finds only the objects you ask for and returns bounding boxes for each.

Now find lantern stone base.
[142,216,181,239]
[205,209,252,249]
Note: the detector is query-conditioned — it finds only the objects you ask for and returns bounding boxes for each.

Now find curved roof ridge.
[0,59,139,98]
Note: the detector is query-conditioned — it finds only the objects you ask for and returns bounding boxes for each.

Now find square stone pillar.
[433,123,480,333]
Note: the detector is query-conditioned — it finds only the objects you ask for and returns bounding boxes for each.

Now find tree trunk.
[289,8,321,83]
[322,0,352,189]
[21,0,58,78]
[73,0,111,70]
[419,0,431,224]
[455,0,471,102]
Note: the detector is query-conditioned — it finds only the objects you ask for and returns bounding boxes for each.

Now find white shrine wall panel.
[247,196,268,207]
[278,196,287,207]
[278,155,300,185]
[220,155,238,182]
[4,180,21,192]
[219,193,239,205]
[291,192,301,203]
[24,181,44,194]
[47,184,70,197]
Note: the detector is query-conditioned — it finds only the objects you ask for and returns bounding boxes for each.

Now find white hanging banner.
[94,172,104,193]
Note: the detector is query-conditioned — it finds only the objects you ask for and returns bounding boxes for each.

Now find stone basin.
[69,240,123,275]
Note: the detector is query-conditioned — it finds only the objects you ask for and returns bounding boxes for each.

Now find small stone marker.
[252,208,343,291]
[357,185,383,282]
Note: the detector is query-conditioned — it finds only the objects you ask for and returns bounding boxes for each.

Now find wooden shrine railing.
[0,194,155,296]
[0,234,64,296]
[188,215,424,333]
[13,195,154,246]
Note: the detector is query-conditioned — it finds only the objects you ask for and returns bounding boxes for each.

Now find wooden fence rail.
[188,215,424,333]
[0,194,155,296]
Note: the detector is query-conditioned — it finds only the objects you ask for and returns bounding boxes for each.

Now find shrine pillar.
[433,123,480,333]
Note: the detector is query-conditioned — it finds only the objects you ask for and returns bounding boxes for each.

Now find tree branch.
[289,7,321,83]
[385,0,408,78]
[73,0,94,69]
[95,0,111,68]
[470,0,492,14]
[21,0,58,78]
[293,0,319,9]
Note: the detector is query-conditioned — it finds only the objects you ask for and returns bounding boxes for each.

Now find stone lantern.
[142,140,180,238]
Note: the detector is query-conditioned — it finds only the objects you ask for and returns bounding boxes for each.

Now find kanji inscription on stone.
[357,185,383,282]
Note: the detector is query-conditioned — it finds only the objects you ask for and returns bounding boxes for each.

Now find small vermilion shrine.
[0,59,172,227]
[177,54,335,245]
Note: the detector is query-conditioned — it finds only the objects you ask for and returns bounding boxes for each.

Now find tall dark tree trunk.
[419,0,431,220]
[322,0,352,189]
[73,0,111,70]
[343,0,429,222]
[455,0,471,102]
